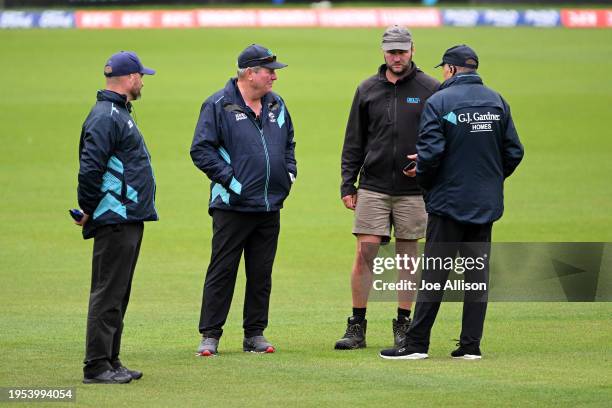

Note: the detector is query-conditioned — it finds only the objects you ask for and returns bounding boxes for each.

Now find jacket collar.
[377,61,418,84]
[439,73,483,90]
[97,89,132,112]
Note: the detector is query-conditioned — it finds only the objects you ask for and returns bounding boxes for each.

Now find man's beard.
[387,61,410,75]
[129,88,141,100]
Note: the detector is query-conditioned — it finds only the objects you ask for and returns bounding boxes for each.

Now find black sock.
[398,307,411,320]
[352,307,366,322]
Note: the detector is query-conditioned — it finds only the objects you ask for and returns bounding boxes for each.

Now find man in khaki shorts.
[335,25,439,350]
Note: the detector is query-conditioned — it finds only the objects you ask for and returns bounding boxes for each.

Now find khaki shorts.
[353,188,427,241]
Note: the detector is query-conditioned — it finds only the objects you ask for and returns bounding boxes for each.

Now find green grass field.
[1,27,611,407]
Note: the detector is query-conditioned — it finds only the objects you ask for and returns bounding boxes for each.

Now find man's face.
[250,67,277,95]
[127,73,144,100]
[384,48,413,75]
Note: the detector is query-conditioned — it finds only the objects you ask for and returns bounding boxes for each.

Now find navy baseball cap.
[237,44,287,69]
[104,51,155,77]
[435,44,479,69]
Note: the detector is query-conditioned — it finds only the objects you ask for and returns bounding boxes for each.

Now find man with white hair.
[380,45,524,360]
[191,44,296,356]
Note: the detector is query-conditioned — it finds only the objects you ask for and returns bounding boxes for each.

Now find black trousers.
[199,210,280,339]
[406,214,492,351]
[83,222,143,377]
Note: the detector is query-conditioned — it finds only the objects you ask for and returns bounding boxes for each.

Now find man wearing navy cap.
[380,45,524,360]
[191,44,296,356]
[76,51,157,383]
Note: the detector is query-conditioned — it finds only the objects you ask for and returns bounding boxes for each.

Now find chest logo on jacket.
[268,111,276,123]
[406,97,421,104]
[235,113,247,122]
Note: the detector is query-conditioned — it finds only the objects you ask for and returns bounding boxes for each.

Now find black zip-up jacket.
[341,62,439,198]
[77,90,158,239]
[416,73,524,224]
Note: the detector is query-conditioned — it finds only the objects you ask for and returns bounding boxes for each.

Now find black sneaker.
[379,344,428,360]
[243,335,275,353]
[334,317,367,350]
[451,342,482,360]
[83,368,132,384]
[115,365,143,380]
[392,316,411,347]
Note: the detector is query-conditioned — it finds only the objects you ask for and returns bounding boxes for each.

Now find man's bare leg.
[351,234,382,308]
[335,234,381,350]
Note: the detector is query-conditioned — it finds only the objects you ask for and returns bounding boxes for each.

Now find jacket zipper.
[247,114,271,211]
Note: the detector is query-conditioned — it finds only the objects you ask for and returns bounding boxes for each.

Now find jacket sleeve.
[416,100,446,190]
[340,88,366,198]
[190,101,235,188]
[283,100,297,178]
[77,116,116,215]
[500,98,524,178]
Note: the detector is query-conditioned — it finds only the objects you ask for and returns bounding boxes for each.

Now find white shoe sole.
[452,354,482,360]
[379,352,428,360]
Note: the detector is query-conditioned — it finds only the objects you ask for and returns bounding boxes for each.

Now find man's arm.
[77,116,116,218]
[500,98,524,178]
[416,100,446,190]
[282,99,297,180]
[341,88,366,199]
[190,101,240,193]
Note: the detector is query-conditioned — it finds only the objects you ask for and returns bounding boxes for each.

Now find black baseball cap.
[434,44,479,69]
[104,51,155,77]
[237,44,287,69]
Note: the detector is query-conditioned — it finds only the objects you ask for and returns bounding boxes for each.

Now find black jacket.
[78,90,158,239]
[341,63,439,198]
[191,78,296,214]
[416,73,524,224]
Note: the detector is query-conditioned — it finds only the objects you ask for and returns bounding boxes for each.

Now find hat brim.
[261,61,287,69]
[140,67,156,75]
[434,62,444,68]
[381,42,412,51]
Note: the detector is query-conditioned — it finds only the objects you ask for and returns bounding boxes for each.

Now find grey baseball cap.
[381,25,412,51]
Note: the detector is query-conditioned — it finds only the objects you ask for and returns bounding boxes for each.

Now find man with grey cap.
[191,44,296,356]
[76,51,157,383]
[336,26,439,350]
[380,45,523,360]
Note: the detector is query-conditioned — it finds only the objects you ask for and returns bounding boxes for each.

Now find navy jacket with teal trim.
[190,78,297,214]
[416,73,524,224]
[77,90,158,239]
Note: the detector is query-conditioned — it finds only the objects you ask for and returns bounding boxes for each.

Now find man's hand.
[75,212,90,227]
[403,154,418,178]
[342,194,357,210]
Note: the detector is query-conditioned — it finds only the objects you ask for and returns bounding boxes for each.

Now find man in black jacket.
[380,45,524,360]
[77,51,157,383]
[191,44,296,356]
[336,26,439,350]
